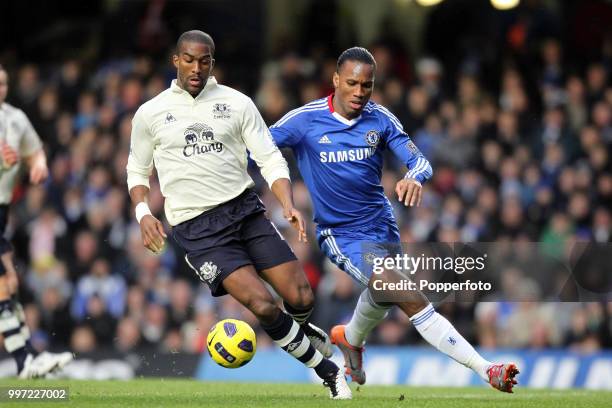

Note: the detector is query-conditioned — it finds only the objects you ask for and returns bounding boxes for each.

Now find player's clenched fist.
[1,141,19,168]
[140,214,167,253]
[395,177,422,207]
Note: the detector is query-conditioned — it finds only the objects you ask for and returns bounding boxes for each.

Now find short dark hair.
[337,47,376,72]
[176,30,215,56]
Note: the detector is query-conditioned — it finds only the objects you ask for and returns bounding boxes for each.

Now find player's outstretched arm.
[126,107,163,252]
[270,178,307,243]
[129,185,166,253]
[24,148,48,184]
[382,109,432,207]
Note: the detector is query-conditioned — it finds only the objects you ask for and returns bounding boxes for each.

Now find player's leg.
[1,247,73,377]
[2,251,36,356]
[0,273,33,377]
[0,209,42,379]
[221,265,351,399]
[318,227,377,384]
[240,211,333,357]
[173,201,351,399]
[369,243,518,392]
[237,211,349,398]
[394,294,517,392]
[258,260,333,358]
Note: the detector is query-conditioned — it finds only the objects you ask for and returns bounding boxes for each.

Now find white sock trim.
[290,334,311,358]
[4,334,26,352]
[0,315,20,331]
[20,326,31,341]
[305,350,324,368]
[276,320,300,348]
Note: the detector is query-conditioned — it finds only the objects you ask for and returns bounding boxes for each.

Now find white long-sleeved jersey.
[126,77,290,226]
[0,102,43,204]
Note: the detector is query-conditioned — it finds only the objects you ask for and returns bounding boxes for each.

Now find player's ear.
[210,58,215,73]
[172,54,179,69]
[333,72,339,89]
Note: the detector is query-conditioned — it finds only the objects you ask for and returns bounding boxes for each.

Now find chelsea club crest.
[365,130,381,147]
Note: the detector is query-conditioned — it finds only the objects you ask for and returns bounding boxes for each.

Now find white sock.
[344,289,391,347]
[410,304,491,381]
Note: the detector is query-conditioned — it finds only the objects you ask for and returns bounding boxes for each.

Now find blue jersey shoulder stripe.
[373,103,403,126]
[365,101,403,130]
[372,105,404,132]
[271,99,327,128]
[272,104,328,128]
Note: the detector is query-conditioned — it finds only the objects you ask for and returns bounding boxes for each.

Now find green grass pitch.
[0,379,610,407]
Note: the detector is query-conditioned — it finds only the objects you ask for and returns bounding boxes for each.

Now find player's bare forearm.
[270,178,294,212]
[129,185,150,205]
[24,149,48,184]
[24,149,46,169]
[129,184,167,253]
[270,178,308,242]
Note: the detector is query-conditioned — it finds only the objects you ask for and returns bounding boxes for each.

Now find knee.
[297,285,315,309]
[246,296,278,323]
[286,284,314,310]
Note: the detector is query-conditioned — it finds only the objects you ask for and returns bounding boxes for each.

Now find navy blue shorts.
[171,189,297,297]
[0,205,11,276]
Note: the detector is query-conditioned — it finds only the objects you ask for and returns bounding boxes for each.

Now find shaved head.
[176,30,215,56]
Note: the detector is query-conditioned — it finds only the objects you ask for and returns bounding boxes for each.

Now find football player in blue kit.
[270,47,519,393]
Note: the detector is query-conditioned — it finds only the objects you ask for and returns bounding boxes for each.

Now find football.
[206,319,257,368]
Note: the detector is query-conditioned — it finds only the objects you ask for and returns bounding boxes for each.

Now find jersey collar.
[327,94,362,126]
[171,76,218,100]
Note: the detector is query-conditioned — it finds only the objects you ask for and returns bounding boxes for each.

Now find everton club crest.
[212,103,231,119]
[365,130,381,147]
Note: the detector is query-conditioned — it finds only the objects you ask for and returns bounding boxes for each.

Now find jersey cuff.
[404,172,427,185]
[263,168,291,188]
[127,173,151,191]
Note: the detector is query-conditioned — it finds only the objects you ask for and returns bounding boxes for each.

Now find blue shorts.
[317,216,401,286]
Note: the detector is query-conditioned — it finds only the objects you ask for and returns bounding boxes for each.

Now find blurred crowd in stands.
[1,23,611,358]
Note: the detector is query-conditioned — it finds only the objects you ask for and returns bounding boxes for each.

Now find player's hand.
[0,141,19,168]
[29,162,49,184]
[284,207,308,243]
[140,214,167,253]
[396,178,422,207]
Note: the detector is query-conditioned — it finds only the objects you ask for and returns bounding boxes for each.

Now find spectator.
[71,259,126,321]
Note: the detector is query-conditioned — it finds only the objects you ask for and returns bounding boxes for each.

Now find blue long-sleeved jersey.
[270,95,432,227]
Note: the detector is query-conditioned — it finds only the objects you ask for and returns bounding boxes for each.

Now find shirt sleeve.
[17,110,43,157]
[126,108,155,190]
[241,98,290,187]
[269,108,306,148]
[381,107,433,184]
